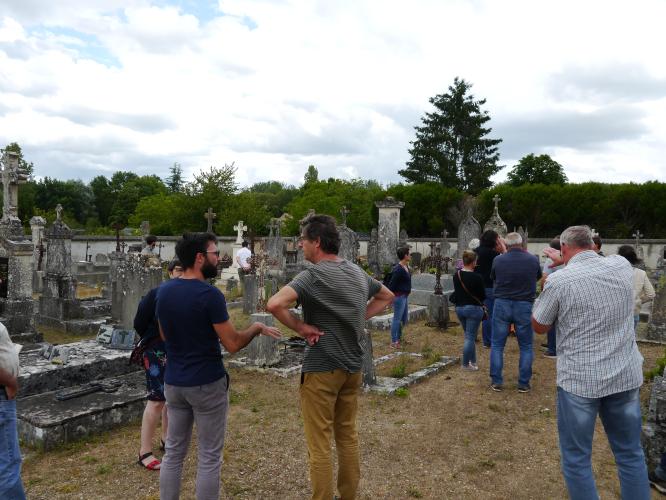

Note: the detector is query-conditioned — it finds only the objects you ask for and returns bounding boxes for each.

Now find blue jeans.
[633,314,640,332]
[482,287,495,347]
[0,399,26,500]
[456,305,484,366]
[546,323,557,355]
[390,295,409,343]
[557,387,650,500]
[490,298,534,386]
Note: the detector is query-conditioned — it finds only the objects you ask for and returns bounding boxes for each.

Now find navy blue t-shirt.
[490,248,542,302]
[156,278,230,386]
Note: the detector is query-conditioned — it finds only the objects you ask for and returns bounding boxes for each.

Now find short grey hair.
[560,225,594,249]
[505,232,522,247]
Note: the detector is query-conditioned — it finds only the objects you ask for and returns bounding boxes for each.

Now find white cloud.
[1,0,665,189]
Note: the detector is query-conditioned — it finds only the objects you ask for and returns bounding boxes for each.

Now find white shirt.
[0,322,19,377]
[632,267,655,315]
[237,247,251,269]
[532,251,643,398]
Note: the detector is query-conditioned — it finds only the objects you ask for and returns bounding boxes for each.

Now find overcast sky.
[1,0,665,188]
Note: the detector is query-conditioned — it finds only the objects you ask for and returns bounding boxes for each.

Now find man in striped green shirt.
[268,214,393,500]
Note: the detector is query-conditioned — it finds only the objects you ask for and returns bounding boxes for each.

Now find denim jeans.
[546,323,557,355]
[557,387,650,500]
[160,375,230,500]
[482,287,495,347]
[456,305,484,366]
[0,399,26,500]
[390,295,409,343]
[633,314,640,332]
[490,298,534,386]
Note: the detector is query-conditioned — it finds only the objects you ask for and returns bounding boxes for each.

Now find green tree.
[399,77,502,194]
[90,175,114,226]
[506,154,568,186]
[33,178,95,225]
[303,165,319,185]
[165,162,184,193]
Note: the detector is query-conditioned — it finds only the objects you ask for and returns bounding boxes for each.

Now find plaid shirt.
[532,251,643,398]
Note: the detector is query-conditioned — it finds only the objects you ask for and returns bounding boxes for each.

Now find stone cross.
[55,204,63,221]
[633,229,644,248]
[233,220,247,244]
[204,208,217,233]
[120,241,127,253]
[0,149,29,220]
[340,205,350,227]
[140,220,150,236]
[492,194,501,215]
[248,241,277,312]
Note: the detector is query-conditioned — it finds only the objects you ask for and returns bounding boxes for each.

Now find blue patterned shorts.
[143,347,166,402]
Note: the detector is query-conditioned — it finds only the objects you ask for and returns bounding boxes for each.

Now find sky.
[1,0,665,188]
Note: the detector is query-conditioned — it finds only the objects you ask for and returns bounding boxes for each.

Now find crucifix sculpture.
[55,203,63,221]
[340,205,350,227]
[233,220,247,244]
[204,207,217,233]
[633,229,643,248]
[112,223,123,252]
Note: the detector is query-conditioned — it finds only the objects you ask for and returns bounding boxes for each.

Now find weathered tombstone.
[398,229,408,249]
[483,194,508,237]
[440,229,451,259]
[633,229,645,263]
[226,276,238,293]
[30,215,46,292]
[360,328,376,387]
[367,228,380,277]
[243,274,258,315]
[204,208,217,233]
[642,368,666,475]
[113,253,162,331]
[515,226,529,249]
[0,149,38,342]
[338,225,360,264]
[244,313,280,366]
[267,218,285,271]
[411,252,422,268]
[375,197,405,274]
[646,283,666,343]
[457,207,481,259]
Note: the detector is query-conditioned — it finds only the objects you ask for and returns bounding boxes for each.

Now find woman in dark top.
[474,230,506,348]
[453,250,486,370]
[388,247,412,349]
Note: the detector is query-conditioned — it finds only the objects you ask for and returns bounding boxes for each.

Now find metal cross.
[120,241,127,253]
[429,242,446,295]
[340,205,350,227]
[633,230,643,248]
[112,223,123,252]
[85,241,90,262]
[157,242,164,258]
[204,207,217,233]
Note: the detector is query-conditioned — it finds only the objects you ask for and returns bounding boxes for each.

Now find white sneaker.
[462,362,479,371]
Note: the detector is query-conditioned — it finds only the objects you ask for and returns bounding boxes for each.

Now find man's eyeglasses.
[205,250,220,257]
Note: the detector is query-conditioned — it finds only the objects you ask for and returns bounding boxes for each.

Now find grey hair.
[560,225,594,249]
[505,232,522,247]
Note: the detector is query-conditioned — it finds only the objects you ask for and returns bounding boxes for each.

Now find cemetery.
[2,140,665,497]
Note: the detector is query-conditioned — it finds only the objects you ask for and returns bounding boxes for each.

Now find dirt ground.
[24,313,666,499]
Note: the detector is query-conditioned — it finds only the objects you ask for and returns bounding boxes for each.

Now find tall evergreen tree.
[165,162,184,193]
[399,78,502,194]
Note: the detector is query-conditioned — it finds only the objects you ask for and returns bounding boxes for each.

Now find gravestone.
[360,328,376,387]
[440,229,451,259]
[244,313,280,366]
[30,215,46,292]
[398,229,408,249]
[375,197,405,274]
[457,207,481,259]
[338,225,360,264]
[0,149,38,342]
[367,228,380,277]
[112,253,162,331]
[642,368,666,476]
[646,283,666,343]
[483,194,508,237]
[243,274,258,315]
[411,252,422,268]
[409,273,453,306]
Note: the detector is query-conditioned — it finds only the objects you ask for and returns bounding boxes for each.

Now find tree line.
[3,75,663,239]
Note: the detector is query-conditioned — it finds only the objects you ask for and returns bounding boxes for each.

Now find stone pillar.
[375,197,405,274]
[0,238,38,342]
[338,225,360,264]
[30,216,46,292]
[244,313,280,366]
[243,274,257,315]
[360,328,376,387]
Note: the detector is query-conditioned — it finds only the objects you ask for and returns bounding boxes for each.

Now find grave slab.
[366,305,427,330]
[366,353,459,394]
[17,370,146,450]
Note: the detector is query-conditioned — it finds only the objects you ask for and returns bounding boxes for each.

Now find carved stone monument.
[457,206,481,259]
[30,215,46,292]
[0,149,38,342]
[375,197,405,273]
[483,194,508,237]
[646,282,666,343]
[337,207,360,264]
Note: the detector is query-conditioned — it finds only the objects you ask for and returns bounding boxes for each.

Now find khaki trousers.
[300,369,362,500]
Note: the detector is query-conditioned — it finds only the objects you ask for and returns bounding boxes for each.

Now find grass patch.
[377,355,428,378]
[38,326,95,345]
[394,387,409,398]
[644,347,666,381]
[96,464,111,475]
[407,486,423,498]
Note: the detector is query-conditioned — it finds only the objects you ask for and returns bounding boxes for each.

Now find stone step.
[18,339,141,397]
[17,371,146,450]
[366,305,428,331]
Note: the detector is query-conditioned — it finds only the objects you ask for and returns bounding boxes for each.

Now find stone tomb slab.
[18,340,140,397]
[17,370,146,450]
[366,305,427,331]
[365,351,458,395]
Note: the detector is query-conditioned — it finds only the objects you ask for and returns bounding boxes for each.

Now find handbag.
[457,271,489,321]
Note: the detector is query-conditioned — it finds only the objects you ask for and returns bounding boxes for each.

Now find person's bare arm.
[214,320,282,354]
[266,286,323,345]
[531,316,551,334]
[366,285,394,320]
[543,247,564,268]
[0,367,18,399]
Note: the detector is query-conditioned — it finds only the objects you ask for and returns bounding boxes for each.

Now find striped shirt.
[289,259,382,373]
[532,251,643,398]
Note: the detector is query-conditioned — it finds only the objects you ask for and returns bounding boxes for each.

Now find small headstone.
[646,283,666,343]
[428,294,450,328]
[108,329,137,350]
[457,207,481,259]
[226,276,238,293]
[411,252,422,268]
[243,274,258,315]
[244,313,280,366]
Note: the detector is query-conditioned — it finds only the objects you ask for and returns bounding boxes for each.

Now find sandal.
[138,452,161,470]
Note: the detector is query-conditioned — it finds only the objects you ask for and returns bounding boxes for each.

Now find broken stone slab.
[17,370,146,451]
[97,324,137,350]
[18,339,140,397]
[365,355,459,395]
[366,305,427,331]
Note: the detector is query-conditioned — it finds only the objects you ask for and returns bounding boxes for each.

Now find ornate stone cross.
[492,194,501,215]
[633,229,643,248]
[233,220,247,244]
[204,207,217,233]
[340,205,350,227]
